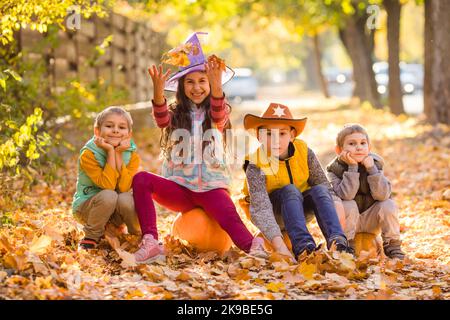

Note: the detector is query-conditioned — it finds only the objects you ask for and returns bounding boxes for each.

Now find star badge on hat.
[244,103,307,137]
[272,105,286,118]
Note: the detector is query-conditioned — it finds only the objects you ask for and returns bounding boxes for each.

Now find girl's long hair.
[160,73,232,161]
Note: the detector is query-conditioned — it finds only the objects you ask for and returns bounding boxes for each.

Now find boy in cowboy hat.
[241,103,352,260]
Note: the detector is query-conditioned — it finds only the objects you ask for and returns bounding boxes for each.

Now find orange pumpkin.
[354,232,380,257]
[171,208,232,255]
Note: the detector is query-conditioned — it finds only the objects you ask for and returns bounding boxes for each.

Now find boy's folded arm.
[80,150,118,190]
[117,152,141,193]
[367,167,392,200]
[307,148,336,195]
[246,164,283,241]
[326,170,360,200]
[152,99,172,128]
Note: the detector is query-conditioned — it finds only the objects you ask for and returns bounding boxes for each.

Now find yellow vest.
[242,139,310,198]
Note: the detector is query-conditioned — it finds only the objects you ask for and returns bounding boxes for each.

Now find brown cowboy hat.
[244,103,307,136]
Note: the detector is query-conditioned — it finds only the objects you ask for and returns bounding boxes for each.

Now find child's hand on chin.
[339,150,358,166]
[94,136,114,151]
[362,155,375,169]
[115,138,131,153]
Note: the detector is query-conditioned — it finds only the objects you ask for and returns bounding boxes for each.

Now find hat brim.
[244,114,307,137]
[164,64,235,92]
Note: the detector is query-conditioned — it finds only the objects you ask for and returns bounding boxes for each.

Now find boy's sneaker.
[383,239,406,260]
[347,239,356,255]
[79,238,98,250]
[303,242,317,254]
[248,237,268,259]
[134,234,165,264]
[330,236,354,254]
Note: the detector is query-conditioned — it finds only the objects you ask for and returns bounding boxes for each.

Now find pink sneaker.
[134,234,165,264]
[248,237,268,259]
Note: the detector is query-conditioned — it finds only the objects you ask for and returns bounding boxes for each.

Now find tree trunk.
[338,13,382,108]
[423,0,433,119]
[384,0,404,115]
[302,36,320,91]
[424,0,450,124]
[312,33,330,98]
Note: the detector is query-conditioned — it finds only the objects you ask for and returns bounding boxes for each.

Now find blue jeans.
[269,184,346,257]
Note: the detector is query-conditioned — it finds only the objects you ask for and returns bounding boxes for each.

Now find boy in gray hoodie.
[326,123,405,259]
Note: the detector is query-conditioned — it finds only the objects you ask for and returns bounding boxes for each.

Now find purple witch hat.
[164,32,235,92]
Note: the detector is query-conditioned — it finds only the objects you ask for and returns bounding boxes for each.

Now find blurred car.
[324,67,353,85]
[223,68,259,102]
[373,61,422,95]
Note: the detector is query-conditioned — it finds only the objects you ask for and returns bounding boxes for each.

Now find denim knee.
[308,185,332,200]
[279,184,303,201]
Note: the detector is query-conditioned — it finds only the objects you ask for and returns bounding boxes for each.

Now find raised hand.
[205,56,224,98]
[148,64,171,105]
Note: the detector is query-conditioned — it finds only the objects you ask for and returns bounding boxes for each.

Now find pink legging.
[132,171,254,252]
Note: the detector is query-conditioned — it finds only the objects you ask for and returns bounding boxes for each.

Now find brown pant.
[341,199,400,243]
[75,190,141,241]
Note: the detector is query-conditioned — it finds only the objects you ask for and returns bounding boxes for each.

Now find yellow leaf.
[0,234,14,253]
[235,269,251,281]
[432,286,442,298]
[266,282,285,293]
[163,291,174,300]
[125,289,145,299]
[298,261,317,280]
[29,235,52,255]
[3,252,29,271]
[35,276,53,289]
[176,271,191,282]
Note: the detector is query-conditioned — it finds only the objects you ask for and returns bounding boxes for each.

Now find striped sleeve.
[152,99,172,128]
[210,94,230,132]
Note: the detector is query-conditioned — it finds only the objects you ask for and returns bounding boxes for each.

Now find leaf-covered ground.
[0,102,449,300]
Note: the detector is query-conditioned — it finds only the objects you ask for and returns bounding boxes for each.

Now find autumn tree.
[384,0,404,115]
[0,1,112,174]
[424,0,450,124]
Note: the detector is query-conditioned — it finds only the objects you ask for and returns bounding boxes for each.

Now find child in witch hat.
[241,103,352,260]
[132,32,267,264]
